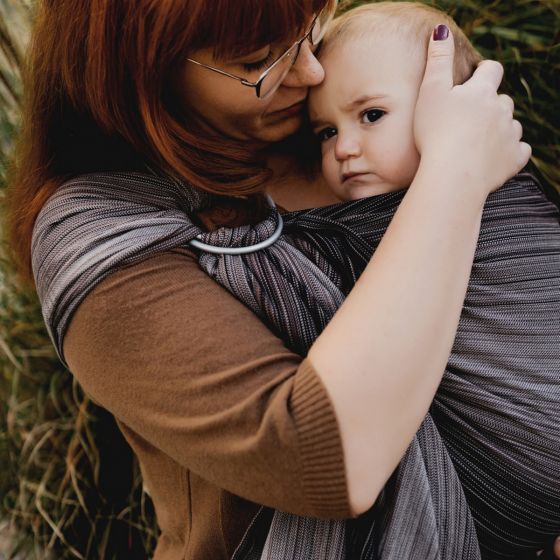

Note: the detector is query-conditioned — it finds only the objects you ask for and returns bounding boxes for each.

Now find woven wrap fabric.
[31,172,345,364]
[31,171,560,559]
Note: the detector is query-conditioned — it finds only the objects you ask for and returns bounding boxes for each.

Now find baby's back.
[433,173,560,558]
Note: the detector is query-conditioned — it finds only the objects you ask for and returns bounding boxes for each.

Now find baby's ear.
[422,25,455,91]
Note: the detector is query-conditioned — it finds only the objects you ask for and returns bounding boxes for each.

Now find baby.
[309,1,482,201]
[302,2,560,558]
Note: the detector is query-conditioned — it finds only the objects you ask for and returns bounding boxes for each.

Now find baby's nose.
[335,133,361,161]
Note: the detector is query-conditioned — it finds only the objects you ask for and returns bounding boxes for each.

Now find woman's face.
[177,38,325,144]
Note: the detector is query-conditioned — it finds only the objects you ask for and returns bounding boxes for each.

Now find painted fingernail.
[433,24,449,41]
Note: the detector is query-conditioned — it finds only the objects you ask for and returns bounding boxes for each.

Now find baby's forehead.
[318,33,425,88]
[320,26,426,68]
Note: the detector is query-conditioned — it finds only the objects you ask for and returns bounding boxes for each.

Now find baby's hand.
[414,26,530,200]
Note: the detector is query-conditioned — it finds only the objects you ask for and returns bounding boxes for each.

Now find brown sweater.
[63,247,351,559]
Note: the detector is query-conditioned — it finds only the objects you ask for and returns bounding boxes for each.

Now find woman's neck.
[265,152,340,211]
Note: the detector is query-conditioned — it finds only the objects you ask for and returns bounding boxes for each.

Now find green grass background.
[0,0,558,558]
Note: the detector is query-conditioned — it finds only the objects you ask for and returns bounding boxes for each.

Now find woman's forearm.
[308,160,485,515]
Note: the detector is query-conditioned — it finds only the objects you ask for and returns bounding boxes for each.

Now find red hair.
[6,0,332,283]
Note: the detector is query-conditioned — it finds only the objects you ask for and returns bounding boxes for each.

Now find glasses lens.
[257,3,336,99]
[311,3,336,44]
[258,44,299,99]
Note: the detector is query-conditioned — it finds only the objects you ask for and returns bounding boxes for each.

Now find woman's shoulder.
[78,246,205,304]
[63,247,214,333]
[37,170,182,213]
[32,170,208,361]
[61,246,281,371]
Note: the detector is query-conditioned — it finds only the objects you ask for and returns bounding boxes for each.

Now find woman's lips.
[271,99,306,116]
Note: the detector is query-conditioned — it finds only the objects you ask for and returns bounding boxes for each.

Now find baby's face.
[309,34,424,201]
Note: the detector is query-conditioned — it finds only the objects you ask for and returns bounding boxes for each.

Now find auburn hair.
[5,0,333,284]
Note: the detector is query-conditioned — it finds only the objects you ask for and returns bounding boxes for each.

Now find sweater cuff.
[291,358,351,519]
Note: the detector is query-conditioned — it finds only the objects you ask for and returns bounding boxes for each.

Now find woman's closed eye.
[361,108,386,124]
[316,126,337,143]
[242,51,276,73]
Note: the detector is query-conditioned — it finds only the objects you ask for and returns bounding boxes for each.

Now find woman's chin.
[219,112,304,145]
[258,113,304,143]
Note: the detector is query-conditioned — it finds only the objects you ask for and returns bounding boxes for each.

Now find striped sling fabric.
[31,171,560,559]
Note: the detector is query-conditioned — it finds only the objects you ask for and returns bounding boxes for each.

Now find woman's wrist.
[411,155,489,216]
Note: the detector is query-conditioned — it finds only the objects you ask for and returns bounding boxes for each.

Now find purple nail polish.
[433,24,449,41]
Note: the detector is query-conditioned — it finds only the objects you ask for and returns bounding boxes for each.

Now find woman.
[6,0,558,558]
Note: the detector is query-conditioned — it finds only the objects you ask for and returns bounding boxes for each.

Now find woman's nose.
[335,132,361,161]
[282,41,325,88]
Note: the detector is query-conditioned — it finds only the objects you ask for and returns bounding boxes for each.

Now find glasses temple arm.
[186,58,258,87]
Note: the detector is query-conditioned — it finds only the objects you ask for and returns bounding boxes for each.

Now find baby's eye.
[361,109,386,124]
[316,127,337,142]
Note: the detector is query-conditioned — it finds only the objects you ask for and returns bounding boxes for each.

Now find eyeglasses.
[186,3,336,100]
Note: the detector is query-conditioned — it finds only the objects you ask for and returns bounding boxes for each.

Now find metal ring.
[189,194,284,255]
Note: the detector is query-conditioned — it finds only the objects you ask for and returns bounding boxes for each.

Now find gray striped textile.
[31,171,560,559]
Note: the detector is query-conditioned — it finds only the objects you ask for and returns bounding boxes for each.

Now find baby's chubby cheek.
[320,149,335,183]
[321,152,350,202]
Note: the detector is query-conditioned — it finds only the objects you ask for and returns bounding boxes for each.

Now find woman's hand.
[538,536,560,558]
[414,26,531,201]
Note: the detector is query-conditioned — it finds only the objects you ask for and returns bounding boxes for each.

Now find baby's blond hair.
[322,2,482,85]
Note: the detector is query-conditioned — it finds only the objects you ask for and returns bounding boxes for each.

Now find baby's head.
[309,2,482,201]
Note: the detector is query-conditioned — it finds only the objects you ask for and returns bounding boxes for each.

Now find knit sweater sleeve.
[63,247,351,519]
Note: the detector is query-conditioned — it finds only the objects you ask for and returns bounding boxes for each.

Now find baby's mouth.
[342,171,372,183]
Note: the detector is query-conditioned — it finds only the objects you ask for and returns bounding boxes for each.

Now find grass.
[0,254,159,559]
[0,0,559,558]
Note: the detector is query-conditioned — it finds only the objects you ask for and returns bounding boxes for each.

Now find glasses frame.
[186,4,336,99]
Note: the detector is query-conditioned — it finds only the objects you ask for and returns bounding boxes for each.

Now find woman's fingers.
[508,101,529,168]
[499,94,515,115]
[536,537,560,558]
[422,34,504,96]
[421,25,455,91]
[518,141,531,169]
[470,59,504,92]
[512,119,523,140]
[554,536,560,558]
[414,23,530,196]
